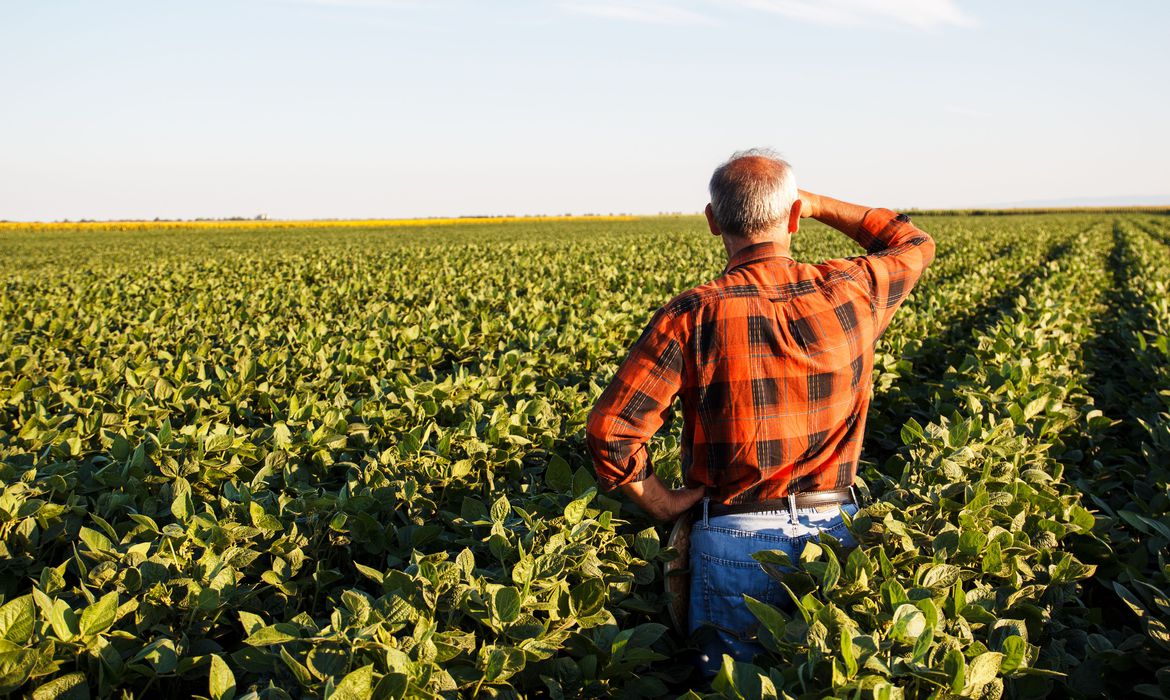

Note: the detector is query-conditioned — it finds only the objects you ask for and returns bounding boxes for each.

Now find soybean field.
[2,213,1170,700]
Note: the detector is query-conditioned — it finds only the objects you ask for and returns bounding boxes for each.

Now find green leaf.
[1113,581,1147,617]
[171,477,194,523]
[564,489,596,525]
[249,500,283,532]
[209,654,236,700]
[456,548,476,578]
[244,623,301,646]
[238,611,265,636]
[482,646,526,682]
[460,497,488,522]
[900,418,925,445]
[911,624,934,662]
[921,564,961,589]
[822,548,841,592]
[281,647,314,686]
[79,592,119,637]
[307,646,348,680]
[532,552,565,580]
[491,495,511,523]
[890,603,926,643]
[633,527,660,560]
[272,422,293,449]
[511,555,534,586]
[328,664,374,700]
[77,527,113,554]
[0,649,38,695]
[571,579,605,618]
[0,596,35,645]
[745,596,787,643]
[30,672,89,699]
[840,630,858,678]
[966,651,1004,690]
[571,467,597,496]
[493,586,521,624]
[1000,635,1027,673]
[712,654,776,700]
[33,590,79,642]
[628,623,667,649]
[948,579,966,616]
[882,579,910,608]
[544,454,573,491]
[1069,505,1096,533]
[948,419,971,447]
[205,433,234,453]
[1023,397,1048,420]
[353,563,385,586]
[944,647,966,694]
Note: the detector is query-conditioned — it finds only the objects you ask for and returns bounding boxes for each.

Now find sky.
[1,0,1168,221]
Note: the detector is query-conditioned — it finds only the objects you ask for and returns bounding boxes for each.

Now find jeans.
[687,498,860,678]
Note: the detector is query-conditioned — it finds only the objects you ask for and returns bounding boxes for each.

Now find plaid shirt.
[586,208,935,504]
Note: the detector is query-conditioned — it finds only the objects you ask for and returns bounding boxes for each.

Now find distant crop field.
[1,214,1169,699]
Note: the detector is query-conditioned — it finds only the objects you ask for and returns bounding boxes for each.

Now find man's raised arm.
[800,190,936,334]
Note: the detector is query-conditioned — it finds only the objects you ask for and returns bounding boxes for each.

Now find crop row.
[864,219,1082,457]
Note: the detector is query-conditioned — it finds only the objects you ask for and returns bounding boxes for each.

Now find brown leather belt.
[694,487,858,519]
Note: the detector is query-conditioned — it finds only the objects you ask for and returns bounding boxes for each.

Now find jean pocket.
[698,552,785,640]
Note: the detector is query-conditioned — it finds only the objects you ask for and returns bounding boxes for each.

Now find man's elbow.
[585,404,617,486]
[585,403,608,457]
[918,231,937,268]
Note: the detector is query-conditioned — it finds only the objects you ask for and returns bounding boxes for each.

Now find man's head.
[706,149,800,248]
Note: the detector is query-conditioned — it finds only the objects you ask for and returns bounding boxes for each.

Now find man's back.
[587,207,934,503]
[585,150,934,677]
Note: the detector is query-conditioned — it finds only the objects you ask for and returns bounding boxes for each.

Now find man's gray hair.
[708,148,798,239]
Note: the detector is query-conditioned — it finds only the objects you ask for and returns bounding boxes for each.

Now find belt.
[692,487,859,519]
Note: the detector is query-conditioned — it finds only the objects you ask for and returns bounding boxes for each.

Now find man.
[585,148,935,675]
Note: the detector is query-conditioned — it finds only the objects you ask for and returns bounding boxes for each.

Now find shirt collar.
[723,241,794,274]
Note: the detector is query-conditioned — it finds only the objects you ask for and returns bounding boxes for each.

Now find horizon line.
[4,204,1170,228]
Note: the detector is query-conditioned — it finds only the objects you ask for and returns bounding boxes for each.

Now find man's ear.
[704,203,721,237]
[788,199,802,234]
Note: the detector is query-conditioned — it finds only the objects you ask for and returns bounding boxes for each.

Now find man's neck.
[722,234,791,261]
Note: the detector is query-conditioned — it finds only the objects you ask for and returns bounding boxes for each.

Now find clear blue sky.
[2,0,1167,220]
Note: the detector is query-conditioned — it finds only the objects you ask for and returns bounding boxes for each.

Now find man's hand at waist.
[618,473,706,523]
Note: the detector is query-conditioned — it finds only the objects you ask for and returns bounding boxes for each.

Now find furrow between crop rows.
[1062,219,1170,696]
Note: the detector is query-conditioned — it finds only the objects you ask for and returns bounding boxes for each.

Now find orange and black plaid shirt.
[587,209,935,504]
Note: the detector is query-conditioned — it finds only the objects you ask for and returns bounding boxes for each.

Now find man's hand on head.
[618,473,706,522]
[797,189,821,219]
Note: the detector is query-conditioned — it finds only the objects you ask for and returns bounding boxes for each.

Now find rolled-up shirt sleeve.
[586,307,685,492]
[844,208,936,335]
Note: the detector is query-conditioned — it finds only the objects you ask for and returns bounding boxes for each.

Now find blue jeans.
[687,498,860,678]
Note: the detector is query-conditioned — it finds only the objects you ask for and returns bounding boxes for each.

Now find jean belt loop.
[787,493,797,536]
[702,496,709,527]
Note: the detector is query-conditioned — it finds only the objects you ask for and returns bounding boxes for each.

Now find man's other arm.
[800,190,936,334]
[586,308,704,522]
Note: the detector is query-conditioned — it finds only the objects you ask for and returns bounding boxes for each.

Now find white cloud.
[730,0,977,29]
[263,0,426,8]
[562,0,976,29]
[560,1,718,26]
